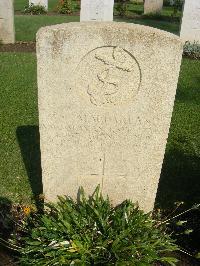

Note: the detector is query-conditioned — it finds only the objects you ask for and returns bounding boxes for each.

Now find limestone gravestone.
[0,0,15,44]
[29,0,48,10]
[80,0,114,22]
[37,22,183,212]
[144,0,163,14]
[180,0,200,43]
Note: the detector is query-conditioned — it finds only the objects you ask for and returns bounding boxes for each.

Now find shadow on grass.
[16,126,43,199]
[156,148,200,209]
[176,74,200,105]
[156,147,200,254]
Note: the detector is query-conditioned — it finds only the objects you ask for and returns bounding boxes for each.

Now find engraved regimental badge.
[76,46,141,107]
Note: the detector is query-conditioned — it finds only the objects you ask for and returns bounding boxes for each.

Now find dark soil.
[176,253,200,266]
[0,42,36,53]
[154,252,200,266]
[0,249,16,266]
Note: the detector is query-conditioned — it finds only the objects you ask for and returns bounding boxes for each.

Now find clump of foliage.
[115,0,128,17]
[0,197,38,255]
[8,186,179,265]
[162,0,183,18]
[183,41,200,59]
[172,0,183,16]
[56,0,74,14]
[23,4,47,15]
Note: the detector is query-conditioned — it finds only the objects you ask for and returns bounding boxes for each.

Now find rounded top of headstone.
[37,22,183,46]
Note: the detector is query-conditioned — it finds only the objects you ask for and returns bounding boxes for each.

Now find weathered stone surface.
[0,0,15,44]
[37,22,183,212]
[144,0,163,14]
[80,0,114,22]
[29,0,48,10]
[180,0,200,43]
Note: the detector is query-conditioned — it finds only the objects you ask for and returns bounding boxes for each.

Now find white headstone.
[37,22,183,212]
[80,0,114,22]
[180,0,200,43]
[144,0,163,14]
[0,0,15,44]
[29,0,48,10]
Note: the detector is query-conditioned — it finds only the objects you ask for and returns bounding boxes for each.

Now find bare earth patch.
[0,42,36,53]
[0,249,16,266]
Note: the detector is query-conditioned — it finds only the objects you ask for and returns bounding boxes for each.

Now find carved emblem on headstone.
[76,46,141,107]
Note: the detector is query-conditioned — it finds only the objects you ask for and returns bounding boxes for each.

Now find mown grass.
[14,0,28,11]
[0,52,200,208]
[116,17,180,35]
[15,15,79,41]
[14,15,180,41]
[0,53,38,203]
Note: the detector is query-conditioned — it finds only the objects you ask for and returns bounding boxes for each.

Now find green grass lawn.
[15,15,79,41]
[14,15,180,41]
[14,0,28,11]
[0,53,38,203]
[0,52,200,208]
[116,17,180,35]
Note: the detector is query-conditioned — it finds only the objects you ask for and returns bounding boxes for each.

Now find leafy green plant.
[8,186,180,265]
[0,199,38,252]
[115,0,129,17]
[163,0,171,6]
[23,4,47,15]
[172,0,183,16]
[183,41,200,59]
[57,0,74,14]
